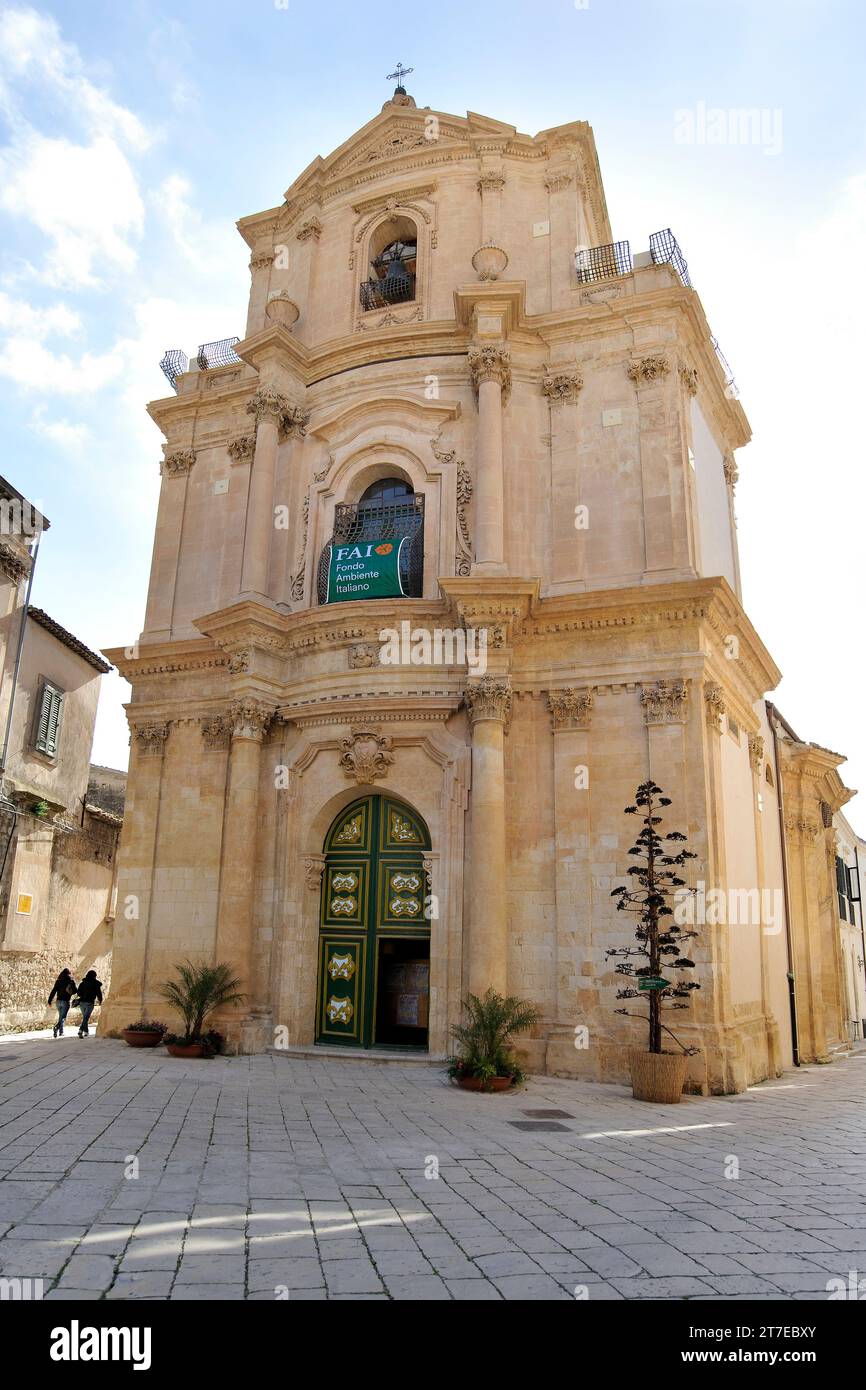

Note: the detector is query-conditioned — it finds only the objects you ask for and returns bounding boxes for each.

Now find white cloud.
[0,331,124,394]
[30,406,91,452]
[0,6,150,150]
[0,290,81,337]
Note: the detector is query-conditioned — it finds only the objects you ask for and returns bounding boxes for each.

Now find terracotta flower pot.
[456,1074,513,1093]
[628,1048,687,1103]
[166,1042,207,1059]
[122,1029,163,1048]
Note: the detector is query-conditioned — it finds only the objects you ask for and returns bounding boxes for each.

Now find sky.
[1,0,865,825]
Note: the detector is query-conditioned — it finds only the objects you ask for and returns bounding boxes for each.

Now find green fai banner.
[326,537,407,603]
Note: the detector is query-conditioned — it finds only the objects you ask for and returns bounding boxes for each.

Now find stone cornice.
[103,638,230,681]
[279,693,461,728]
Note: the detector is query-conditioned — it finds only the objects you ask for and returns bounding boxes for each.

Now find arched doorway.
[315,794,431,1050]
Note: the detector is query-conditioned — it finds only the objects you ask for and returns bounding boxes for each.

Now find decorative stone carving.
[465,674,512,725]
[548,687,594,731]
[431,435,473,577]
[227,434,255,464]
[134,723,169,755]
[0,541,29,584]
[704,683,726,732]
[748,733,764,773]
[162,448,196,478]
[542,368,583,404]
[265,292,300,330]
[679,361,699,395]
[227,651,250,675]
[641,679,688,725]
[304,855,325,890]
[246,385,290,425]
[723,454,739,489]
[471,243,509,281]
[349,643,379,670]
[249,250,274,271]
[544,169,573,192]
[784,813,820,843]
[357,306,423,330]
[296,218,322,242]
[468,343,511,400]
[200,715,231,750]
[626,353,670,385]
[290,490,310,602]
[338,727,394,785]
[228,700,273,741]
[477,172,506,193]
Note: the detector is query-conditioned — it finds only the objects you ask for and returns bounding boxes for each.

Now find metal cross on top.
[386,62,413,90]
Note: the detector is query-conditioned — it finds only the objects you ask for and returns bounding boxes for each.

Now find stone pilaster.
[465,674,511,995]
[468,344,511,574]
[143,449,196,639]
[543,368,584,589]
[214,699,274,1049]
[626,353,693,580]
[240,387,307,601]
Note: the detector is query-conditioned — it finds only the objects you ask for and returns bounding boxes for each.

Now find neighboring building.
[0,481,125,1029]
[101,87,857,1090]
[832,810,865,1041]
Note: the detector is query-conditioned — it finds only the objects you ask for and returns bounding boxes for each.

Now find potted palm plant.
[608,780,700,1103]
[447,989,540,1093]
[121,1020,166,1048]
[159,961,244,1058]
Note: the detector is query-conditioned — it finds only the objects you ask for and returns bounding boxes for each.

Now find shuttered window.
[34,680,63,757]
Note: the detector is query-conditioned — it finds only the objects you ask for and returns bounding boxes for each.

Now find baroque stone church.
[101,84,856,1092]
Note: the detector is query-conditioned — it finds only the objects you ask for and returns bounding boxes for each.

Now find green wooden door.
[315,795,431,1048]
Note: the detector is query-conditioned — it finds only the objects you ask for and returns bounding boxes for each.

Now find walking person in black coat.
[75,970,104,1038]
[48,968,77,1038]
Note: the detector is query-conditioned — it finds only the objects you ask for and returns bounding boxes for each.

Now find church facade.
[101,89,856,1092]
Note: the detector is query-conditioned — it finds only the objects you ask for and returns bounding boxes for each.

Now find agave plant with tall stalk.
[447,988,540,1088]
[158,960,245,1044]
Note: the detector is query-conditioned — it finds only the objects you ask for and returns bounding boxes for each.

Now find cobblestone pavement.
[1,1033,864,1301]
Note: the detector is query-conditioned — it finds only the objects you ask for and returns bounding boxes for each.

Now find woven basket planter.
[628,1048,687,1103]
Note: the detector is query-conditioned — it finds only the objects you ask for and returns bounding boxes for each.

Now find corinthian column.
[240,387,308,600]
[468,344,510,574]
[465,675,511,995]
[214,699,273,1047]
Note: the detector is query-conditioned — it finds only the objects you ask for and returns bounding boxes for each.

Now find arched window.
[360,217,418,311]
[317,473,424,603]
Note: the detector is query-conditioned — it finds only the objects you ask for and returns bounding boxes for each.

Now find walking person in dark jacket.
[75,970,104,1037]
[48,968,77,1038]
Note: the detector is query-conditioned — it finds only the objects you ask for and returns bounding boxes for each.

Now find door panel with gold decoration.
[315,795,431,1048]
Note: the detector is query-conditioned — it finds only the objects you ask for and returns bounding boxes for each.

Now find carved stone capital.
[0,540,30,585]
[296,217,322,242]
[626,353,670,385]
[227,651,250,675]
[338,726,394,785]
[542,368,583,404]
[641,679,688,725]
[228,699,273,742]
[679,361,699,395]
[468,343,511,400]
[246,385,292,426]
[162,448,196,478]
[465,674,512,726]
[723,454,739,489]
[548,687,594,731]
[200,714,231,750]
[304,854,325,890]
[477,172,506,193]
[704,683,726,732]
[133,723,169,755]
[544,169,573,193]
[249,250,274,271]
[281,404,310,440]
[227,434,255,464]
[785,813,821,844]
[748,733,764,774]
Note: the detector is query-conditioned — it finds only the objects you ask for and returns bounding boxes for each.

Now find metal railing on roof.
[574,240,632,283]
[159,337,241,393]
[649,228,692,288]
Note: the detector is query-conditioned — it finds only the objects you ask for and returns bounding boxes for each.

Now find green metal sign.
[326,538,406,603]
[638,977,671,991]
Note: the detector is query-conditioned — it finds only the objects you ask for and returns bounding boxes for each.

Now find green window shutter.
[35,682,63,757]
